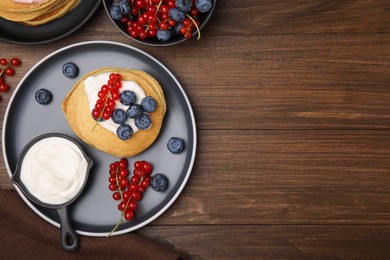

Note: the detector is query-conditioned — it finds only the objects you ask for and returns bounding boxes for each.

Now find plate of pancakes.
[0,0,100,44]
[2,41,197,236]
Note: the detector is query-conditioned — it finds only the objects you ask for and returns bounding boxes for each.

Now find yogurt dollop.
[13,0,45,3]
[84,72,147,134]
[20,137,88,205]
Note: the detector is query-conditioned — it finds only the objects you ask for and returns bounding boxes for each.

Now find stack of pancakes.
[63,68,167,158]
[0,0,81,26]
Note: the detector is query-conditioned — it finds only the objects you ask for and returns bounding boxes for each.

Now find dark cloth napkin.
[0,190,187,259]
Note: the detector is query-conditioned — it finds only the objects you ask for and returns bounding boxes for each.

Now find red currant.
[0,83,9,92]
[124,209,134,221]
[132,191,142,201]
[119,158,128,168]
[10,58,21,67]
[0,58,7,66]
[128,200,137,211]
[5,67,15,76]
[112,192,121,201]
[118,201,127,211]
[122,190,131,201]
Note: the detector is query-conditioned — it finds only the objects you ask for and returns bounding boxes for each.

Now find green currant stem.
[155,0,163,14]
[107,176,146,237]
[91,91,111,132]
[115,167,124,201]
[186,14,201,40]
[106,212,124,237]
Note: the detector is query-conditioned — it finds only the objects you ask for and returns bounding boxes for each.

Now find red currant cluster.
[92,73,122,122]
[119,0,200,40]
[0,57,21,93]
[178,15,200,39]
[107,158,153,235]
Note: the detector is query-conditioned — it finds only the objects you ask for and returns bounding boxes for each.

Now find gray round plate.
[2,41,197,236]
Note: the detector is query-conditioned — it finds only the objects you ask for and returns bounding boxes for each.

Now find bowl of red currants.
[103,0,216,46]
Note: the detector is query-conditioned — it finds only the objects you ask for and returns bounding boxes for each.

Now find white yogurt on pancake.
[84,72,147,134]
[13,0,45,3]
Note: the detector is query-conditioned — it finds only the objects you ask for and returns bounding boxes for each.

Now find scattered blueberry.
[167,137,185,154]
[110,5,124,20]
[168,8,185,23]
[195,0,213,13]
[135,113,152,130]
[151,173,169,192]
[127,104,144,119]
[62,62,79,78]
[141,96,157,112]
[116,123,133,140]
[156,29,172,42]
[111,108,128,124]
[175,0,192,13]
[35,88,52,105]
[120,90,137,106]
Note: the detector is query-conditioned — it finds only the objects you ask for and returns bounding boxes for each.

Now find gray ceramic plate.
[2,41,197,236]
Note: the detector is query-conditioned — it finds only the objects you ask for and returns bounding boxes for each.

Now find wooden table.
[1,1,390,258]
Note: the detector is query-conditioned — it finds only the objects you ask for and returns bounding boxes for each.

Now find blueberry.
[168,8,185,23]
[141,96,157,112]
[35,88,52,105]
[195,0,213,13]
[127,104,143,119]
[119,0,131,15]
[156,29,172,42]
[111,108,128,124]
[135,113,152,130]
[151,173,169,192]
[116,123,133,140]
[120,90,137,106]
[62,62,79,78]
[175,0,192,12]
[110,5,124,20]
[167,137,185,154]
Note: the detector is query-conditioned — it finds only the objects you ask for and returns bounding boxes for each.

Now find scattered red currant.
[0,83,9,92]
[10,58,21,67]
[0,56,22,95]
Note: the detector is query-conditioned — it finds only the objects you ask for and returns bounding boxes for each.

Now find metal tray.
[2,41,197,236]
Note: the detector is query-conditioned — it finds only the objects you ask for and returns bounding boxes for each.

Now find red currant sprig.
[107,158,153,236]
[0,57,21,94]
[91,73,122,130]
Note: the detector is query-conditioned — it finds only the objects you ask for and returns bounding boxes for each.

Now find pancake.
[23,0,80,26]
[0,0,59,13]
[0,0,80,26]
[62,68,167,158]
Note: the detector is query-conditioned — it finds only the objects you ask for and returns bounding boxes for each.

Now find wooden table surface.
[1,1,390,259]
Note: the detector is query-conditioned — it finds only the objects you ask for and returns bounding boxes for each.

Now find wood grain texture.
[0,0,389,258]
[139,225,390,259]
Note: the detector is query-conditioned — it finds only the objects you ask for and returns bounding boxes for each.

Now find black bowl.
[102,0,216,46]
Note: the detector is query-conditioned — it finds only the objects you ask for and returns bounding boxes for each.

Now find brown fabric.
[0,190,187,259]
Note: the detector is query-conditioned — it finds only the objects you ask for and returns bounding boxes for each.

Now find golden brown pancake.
[62,68,167,158]
[0,0,58,13]
[0,0,80,26]
[23,0,80,26]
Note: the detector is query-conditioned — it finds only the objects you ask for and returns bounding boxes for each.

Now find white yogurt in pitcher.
[20,137,88,205]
